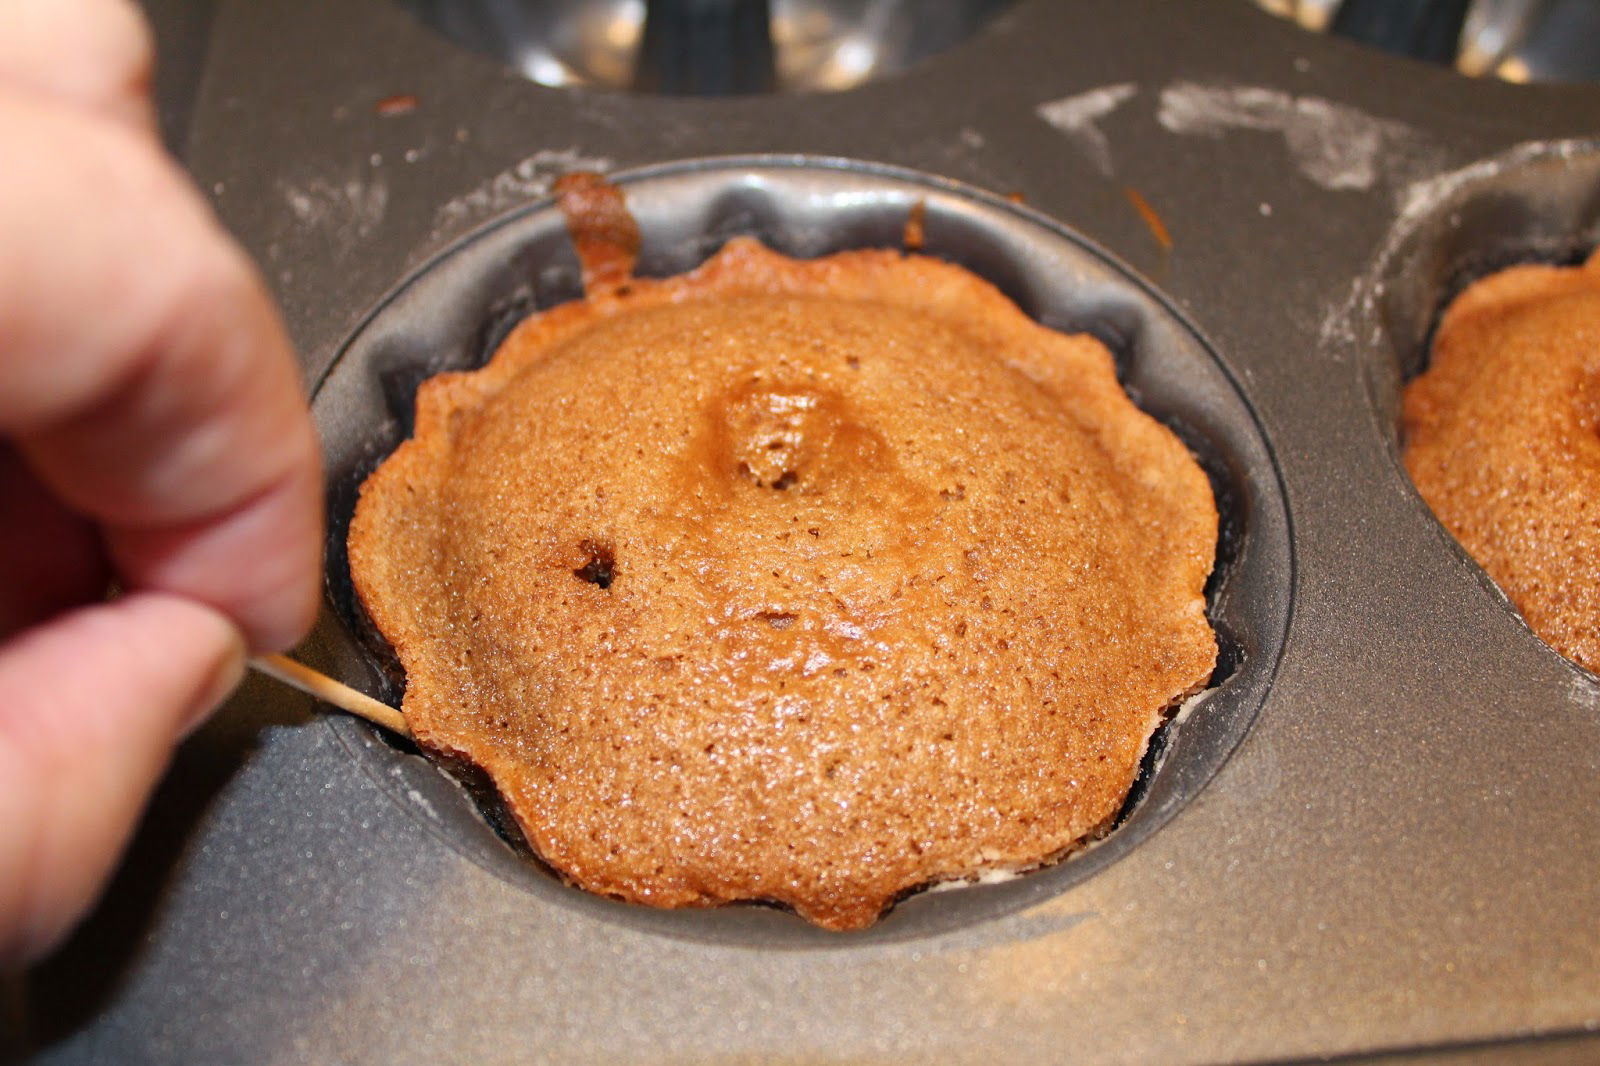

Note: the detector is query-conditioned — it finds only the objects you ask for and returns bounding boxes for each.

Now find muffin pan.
[22,0,1600,1062]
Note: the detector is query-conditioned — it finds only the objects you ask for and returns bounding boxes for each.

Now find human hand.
[0,0,322,966]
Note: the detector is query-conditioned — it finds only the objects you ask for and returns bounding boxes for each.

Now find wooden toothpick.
[250,653,411,739]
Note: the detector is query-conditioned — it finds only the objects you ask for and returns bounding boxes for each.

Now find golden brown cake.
[349,178,1218,929]
[1403,251,1600,674]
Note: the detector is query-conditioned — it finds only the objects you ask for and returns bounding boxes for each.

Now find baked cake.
[349,174,1219,929]
[1403,251,1600,674]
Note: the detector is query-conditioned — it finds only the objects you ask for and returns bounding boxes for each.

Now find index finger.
[0,93,322,651]
[0,0,156,132]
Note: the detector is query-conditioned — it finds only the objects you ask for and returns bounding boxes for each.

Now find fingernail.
[179,625,247,738]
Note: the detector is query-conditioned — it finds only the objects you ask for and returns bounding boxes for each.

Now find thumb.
[0,593,244,968]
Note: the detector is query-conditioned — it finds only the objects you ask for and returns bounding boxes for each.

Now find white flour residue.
[1572,672,1600,714]
[1158,81,1414,192]
[926,866,1024,893]
[1171,687,1212,726]
[1394,137,1591,221]
[385,763,443,821]
[1035,82,1138,177]
[1318,139,1588,351]
[278,176,389,241]
[1317,276,1367,354]
[404,787,439,821]
[431,147,613,237]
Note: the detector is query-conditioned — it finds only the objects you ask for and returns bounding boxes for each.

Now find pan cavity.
[1365,141,1600,437]
[1250,0,1600,83]
[310,158,1293,948]
[1362,138,1600,677]
[393,0,1018,94]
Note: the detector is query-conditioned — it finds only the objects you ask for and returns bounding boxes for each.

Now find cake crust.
[350,218,1218,929]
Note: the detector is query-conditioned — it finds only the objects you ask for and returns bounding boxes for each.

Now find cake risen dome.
[350,237,1218,929]
[1403,251,1600,674]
